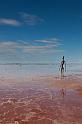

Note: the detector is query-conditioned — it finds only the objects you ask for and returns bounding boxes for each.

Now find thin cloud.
[19,12,44,25]
[0,38,63,54]
[34,38,62,46]
[0,18,21,26]
[34,38,62,43]
[0,13,44,27]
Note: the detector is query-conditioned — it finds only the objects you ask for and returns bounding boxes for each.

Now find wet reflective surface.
[0,64,82,124]
[0,77,82,124]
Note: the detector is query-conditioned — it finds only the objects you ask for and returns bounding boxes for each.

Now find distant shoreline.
[0,62,81,65]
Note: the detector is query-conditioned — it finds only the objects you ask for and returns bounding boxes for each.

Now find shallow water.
[0,63,82,123]
[0,63,82,78]
[0,82,82,124]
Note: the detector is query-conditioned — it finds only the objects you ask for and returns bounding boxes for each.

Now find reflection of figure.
[61,88,66,98]
[59,56,66,77]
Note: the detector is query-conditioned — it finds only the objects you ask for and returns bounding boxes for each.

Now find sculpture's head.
[62,56,64,60]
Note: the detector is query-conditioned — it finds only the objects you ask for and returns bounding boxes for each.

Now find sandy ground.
[0,74,82,88]
[0,75,82,124]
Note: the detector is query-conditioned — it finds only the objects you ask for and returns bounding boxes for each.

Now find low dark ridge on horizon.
[0,62,81,65]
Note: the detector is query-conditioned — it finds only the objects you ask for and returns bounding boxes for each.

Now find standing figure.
[59,56,66,77]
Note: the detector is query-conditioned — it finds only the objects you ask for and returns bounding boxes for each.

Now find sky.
[0,0,82,63]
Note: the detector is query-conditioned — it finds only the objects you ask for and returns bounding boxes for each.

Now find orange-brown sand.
[0,75,82,124]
